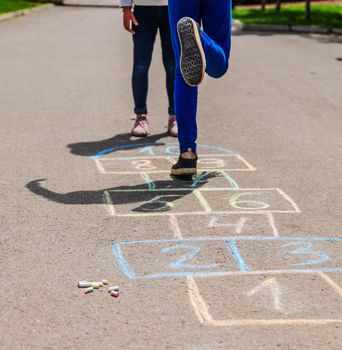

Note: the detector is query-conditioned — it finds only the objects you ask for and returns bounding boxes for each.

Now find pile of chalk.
[78,279,120,298]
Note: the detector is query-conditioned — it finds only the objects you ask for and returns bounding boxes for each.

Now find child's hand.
[123,7,139,34]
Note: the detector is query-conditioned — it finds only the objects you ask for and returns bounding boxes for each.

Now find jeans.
[132,6,175,116]
[168,0,232,152]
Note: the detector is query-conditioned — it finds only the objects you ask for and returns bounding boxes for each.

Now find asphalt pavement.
[0,4,342,350]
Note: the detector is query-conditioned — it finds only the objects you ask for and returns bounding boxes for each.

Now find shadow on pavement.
[25,173,218,213]
[67,132,169,157]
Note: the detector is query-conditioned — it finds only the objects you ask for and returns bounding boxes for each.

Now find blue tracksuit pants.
[168,0,232,153]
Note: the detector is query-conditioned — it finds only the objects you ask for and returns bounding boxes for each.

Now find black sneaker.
[177,17,206,87]
[171,150,198,176]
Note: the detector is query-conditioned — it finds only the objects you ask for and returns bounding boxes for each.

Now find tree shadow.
[67,132,169,157]
[25,172,220,213]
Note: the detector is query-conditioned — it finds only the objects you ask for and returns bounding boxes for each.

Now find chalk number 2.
[161,245,217,270]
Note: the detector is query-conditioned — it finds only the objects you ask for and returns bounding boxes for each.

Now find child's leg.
[158,6,176,116]
[132,6,158,115]
[201,0,232,78]
[168,0,201,153]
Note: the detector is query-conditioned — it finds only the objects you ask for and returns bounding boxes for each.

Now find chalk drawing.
[94,155,255,174]
[100,143,341,328]
[103,188,301,217]
[207,213,280,237]
[92,142,239,159]
[282,242,330,266]
[225,240,249,272]
[208,216,250,234]
[169,214,183,239]
[140,172,156,190]
[247,278,284,312]
[318,272,342,297]
[266,213,279,237]
[229,192,270,210]
[103,191,115,216]
[111,236,342,280]
[161,245,218,270]
[187,273,342,327]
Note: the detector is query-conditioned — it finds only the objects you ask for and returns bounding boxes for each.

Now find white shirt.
[120,0,168,6]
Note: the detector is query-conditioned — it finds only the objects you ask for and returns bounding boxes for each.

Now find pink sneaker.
[131,115,149,137]
[167,115,178,137]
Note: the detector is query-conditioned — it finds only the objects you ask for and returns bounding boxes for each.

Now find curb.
[233,19,341,35]
[0,3,53,23]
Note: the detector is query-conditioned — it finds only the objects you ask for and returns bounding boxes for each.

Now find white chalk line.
[193,189,212,213]
[108,210,299,217]
[210,319,342,326]
[103,191,115,216]
[266,213,280,237]
[318,272,342,298]
[275,188,301,213]
[187,276,214,324]
[169,215,183,239]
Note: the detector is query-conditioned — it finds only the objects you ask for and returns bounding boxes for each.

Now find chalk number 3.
[283,242,330,266]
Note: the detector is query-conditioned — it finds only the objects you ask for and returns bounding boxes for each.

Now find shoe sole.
[171,167,197,176]
[177,17,206,87]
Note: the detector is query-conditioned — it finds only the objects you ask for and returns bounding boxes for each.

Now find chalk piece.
[108,286,119,293]
[102,279,109,285]
[92,284,100,289]
[85,287,94,294]
[90,282,104,287]
[111,290,119,298]
[78,281,93,288]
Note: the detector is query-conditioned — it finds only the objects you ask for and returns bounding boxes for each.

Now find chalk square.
[188,273,342,325]
[112,240,238,279]
[177,213,279,238]
[200,188,300,214]
[104,189,209,217]
[236,238,342,272]
[95,156,174,174]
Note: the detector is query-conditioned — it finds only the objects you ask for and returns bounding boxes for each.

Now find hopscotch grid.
[102,144,341,328]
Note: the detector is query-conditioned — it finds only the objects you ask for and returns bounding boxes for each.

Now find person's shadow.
[67,132,169,157]
[26,173,220,213]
